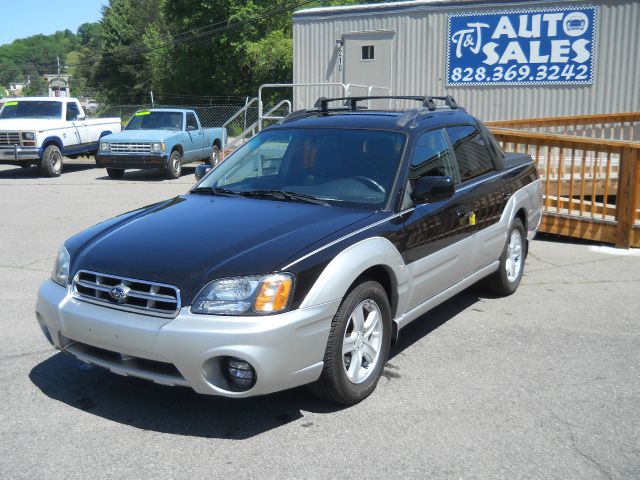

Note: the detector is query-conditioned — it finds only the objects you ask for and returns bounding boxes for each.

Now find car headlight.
[51,246,70,287]
[22,132,35,140]
[100,142,110,151]
[192,273,293,315]
[151,142,165,153]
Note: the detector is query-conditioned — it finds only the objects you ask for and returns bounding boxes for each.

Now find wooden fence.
[487,113,640,248]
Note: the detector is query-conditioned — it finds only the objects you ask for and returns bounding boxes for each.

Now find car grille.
[0,132,20,146]
[72,270,181,317]
[110,142,152,153]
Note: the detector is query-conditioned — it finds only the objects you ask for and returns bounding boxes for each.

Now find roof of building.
[294,0,579,18]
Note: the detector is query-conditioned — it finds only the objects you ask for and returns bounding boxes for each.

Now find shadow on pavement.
[30,352,345,439]
[0,163,96,178]
[30,288,489,438]
[95,166,197,182]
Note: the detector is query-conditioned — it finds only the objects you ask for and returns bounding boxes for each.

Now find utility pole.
[56,56,61,97]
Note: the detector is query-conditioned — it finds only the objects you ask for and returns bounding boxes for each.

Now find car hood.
[0,118,63,132]
[102,129,178,143]
[67,195,375,304]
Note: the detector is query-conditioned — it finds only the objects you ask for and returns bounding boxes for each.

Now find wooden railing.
[487,112,640,143]
[488,127,640,248]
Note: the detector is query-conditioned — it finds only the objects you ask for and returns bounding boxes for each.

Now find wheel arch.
[40,136,63,152]
[213,138,222,149]
[298,236,408,323]
[171,144,184,156]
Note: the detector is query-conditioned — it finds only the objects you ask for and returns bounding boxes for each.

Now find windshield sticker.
[4,101,18,106]
[135,111,151,116]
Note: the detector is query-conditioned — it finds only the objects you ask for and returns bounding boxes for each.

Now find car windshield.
[126,111,183,131]
[0,101,62,119]
[196,128,406,209]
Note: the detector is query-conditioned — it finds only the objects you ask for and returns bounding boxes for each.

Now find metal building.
[292,0,640,121]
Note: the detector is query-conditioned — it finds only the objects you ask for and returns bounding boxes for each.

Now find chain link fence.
[89,100,293,138]
[89,104,259,132]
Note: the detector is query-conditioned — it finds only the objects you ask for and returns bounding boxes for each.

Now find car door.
[66,102,84,148]
[444,124,508,276]
[185,112,204,161]
[402,128,472,310]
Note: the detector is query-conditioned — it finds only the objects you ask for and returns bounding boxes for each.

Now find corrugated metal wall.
[293,0,640,121]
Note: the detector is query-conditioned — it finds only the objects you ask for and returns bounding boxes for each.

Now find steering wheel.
[352,176,385,194]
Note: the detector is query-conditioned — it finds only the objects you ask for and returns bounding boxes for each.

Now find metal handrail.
[222,97,258,130]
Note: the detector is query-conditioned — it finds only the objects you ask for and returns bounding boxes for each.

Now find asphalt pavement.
[1,160,639,479]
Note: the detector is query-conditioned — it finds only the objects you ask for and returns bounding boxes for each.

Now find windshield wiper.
[238,190,330,206]
[190,186,240,197]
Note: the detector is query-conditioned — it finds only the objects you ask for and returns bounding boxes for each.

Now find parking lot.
[1,160,639,479]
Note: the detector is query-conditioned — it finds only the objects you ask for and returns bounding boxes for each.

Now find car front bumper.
[95,154,168,170]
[0,145,40,163]
[35,280,339,397]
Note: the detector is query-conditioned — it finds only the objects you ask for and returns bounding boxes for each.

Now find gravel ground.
[1,161,639,480]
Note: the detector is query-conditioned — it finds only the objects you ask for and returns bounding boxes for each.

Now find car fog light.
[224,357,256,390]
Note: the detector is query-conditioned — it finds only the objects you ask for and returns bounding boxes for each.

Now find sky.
[0,0,105,46]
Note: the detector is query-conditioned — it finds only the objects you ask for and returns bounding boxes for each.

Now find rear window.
[446,125,495,182]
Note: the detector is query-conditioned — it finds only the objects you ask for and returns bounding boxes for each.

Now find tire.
[106,168,125,179]
[40,145,63,177]
[484,217,526,296]
[165,150,182,179]
[209,144,221,167]
[309,280,391,405]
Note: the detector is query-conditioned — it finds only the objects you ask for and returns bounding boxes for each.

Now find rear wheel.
[106,168,125,179]
[309,280,391,404]
[484,217,526,295]
[165,150,182,179]
[40,145,63,177]
[209,144,221,167]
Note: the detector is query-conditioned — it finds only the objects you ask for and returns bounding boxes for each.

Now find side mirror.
[195,164,212,181]
[77,114,86,121]
[411,176,455,203]
[187,125,197,131]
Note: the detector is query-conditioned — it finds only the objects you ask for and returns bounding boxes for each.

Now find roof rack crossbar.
[314,95,459,113]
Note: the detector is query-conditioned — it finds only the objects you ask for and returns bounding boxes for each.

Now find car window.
[410,129,460,183]
[66,102,80,121]
[446,125,495,182]
[186,113,198,131]
[202,128,406,209]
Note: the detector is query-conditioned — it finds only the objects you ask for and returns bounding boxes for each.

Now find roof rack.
[314,95,458,113]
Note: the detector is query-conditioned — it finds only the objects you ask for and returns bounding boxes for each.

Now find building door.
[343,31,393,102]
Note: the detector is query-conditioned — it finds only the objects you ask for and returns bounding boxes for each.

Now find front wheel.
[484,217,526,295]
[40,145,63,177]
[165,150,182,179]
[309,280,391,404]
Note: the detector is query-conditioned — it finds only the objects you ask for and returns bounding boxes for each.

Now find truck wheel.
[40,145,63,177]
[106,168,125,179]
[165,150,182,179]
[484,217,526,296]
[209,145,221,167]
[309,280,391,405]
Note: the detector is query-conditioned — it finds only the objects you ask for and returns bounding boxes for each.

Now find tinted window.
[446,126,495,182]
[410,129,459,183]
[126,111,183,131]
[0,101,62,119]
[186,113,198,130]
[66,102,80,121]
[200,128,406,208]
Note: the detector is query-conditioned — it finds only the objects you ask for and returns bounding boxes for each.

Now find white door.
[343,31,394,107]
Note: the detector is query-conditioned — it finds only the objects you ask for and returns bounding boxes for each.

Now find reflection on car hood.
[101,129,177,143]
[67,195,375,304]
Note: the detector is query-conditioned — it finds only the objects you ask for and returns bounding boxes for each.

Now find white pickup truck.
[0,97,121,176]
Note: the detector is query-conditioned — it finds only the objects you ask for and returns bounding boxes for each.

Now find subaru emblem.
[109,284,130,303]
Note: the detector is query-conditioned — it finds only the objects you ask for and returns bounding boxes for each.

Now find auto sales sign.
[446,6,598,86]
